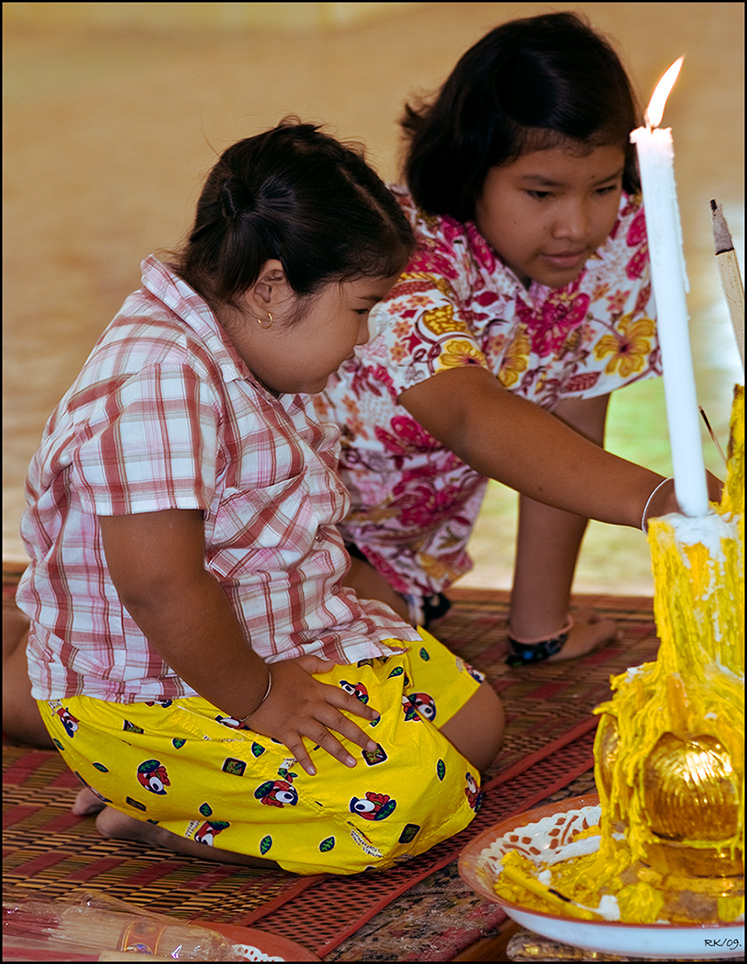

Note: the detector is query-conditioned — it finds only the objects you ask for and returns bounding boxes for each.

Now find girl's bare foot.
[507,608,619,664]
[547,609,619,662]
[73,786,108,816]
[73,791,278,869]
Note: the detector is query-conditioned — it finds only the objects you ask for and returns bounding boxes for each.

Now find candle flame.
[645,56,684,128]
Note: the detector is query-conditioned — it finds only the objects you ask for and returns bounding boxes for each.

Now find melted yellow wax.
[493,387,745,924]
[592,384,744,919]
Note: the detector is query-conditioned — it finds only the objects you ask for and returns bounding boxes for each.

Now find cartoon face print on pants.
[254,770,299,808]
[194,820,230,845]
[339,679,369,704]
[56,706,80,737]
[350,791,397,820]
[402,692,436,722]
[137,759,171,794]
[464,772,483,812]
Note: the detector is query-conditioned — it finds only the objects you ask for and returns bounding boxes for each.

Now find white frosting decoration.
[596,894,622,921]
[661,510,739,562]
[232,946,284,962]
[541,834,601,866]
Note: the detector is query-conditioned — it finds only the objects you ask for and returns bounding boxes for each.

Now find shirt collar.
[140,255,254,384]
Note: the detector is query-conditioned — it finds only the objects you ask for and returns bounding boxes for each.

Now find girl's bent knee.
[481,684,505,761]
[441,681,504,773]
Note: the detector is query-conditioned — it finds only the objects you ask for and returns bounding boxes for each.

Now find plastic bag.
[3,886,245,960]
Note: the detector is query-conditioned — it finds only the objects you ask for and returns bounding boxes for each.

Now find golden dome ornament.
[642,732,742,878]
[593,713,744,881]
[643,732,740,843]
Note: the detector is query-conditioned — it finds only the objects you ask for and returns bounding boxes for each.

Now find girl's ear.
[243,259,291,314]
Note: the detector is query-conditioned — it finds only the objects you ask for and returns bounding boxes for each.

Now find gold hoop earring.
[256,311,273,330]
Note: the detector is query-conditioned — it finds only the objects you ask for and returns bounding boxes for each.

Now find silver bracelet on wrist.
[641,477,673,531]
[237,669,273,725]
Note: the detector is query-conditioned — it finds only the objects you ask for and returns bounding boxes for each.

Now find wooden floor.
[4,2,744,600]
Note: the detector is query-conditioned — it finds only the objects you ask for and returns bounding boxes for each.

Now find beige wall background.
[3,2,744,591]
[3,2,427,31]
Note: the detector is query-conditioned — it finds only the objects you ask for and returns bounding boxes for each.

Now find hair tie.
[221,178,247,222]
[221,181,240,221]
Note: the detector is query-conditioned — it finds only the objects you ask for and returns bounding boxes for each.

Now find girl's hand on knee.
[245,656,380,775]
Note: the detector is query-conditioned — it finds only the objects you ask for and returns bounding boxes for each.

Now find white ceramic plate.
[191,922,321,961]
[458,795,745,960]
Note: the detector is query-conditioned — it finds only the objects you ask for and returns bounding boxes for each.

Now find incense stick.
[497,861,604,920]
[699,406,728,466]
[710,199,745,370]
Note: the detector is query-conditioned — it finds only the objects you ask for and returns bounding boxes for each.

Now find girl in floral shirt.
[317,13,718,664]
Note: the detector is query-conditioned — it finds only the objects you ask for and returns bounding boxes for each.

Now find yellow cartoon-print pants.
[38,630,485,875]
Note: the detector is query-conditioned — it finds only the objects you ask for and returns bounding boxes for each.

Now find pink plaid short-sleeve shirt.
[17,257,418,702]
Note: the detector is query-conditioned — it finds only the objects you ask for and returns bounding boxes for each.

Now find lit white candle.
[630,57,710,518]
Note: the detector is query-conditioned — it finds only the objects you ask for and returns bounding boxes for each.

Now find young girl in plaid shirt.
[15,121,503,874]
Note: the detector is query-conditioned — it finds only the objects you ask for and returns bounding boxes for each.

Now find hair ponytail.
[173,118,414,312]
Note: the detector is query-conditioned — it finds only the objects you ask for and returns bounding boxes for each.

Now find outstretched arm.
[399,366,720,527]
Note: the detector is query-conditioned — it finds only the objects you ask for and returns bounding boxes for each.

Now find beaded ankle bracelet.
[505,616,575,667]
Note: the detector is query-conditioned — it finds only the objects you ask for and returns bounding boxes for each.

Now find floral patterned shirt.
[315,186,661,599]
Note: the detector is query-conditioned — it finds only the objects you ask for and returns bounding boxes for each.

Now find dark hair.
[173,118,415,311]
[401,12,642,222]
